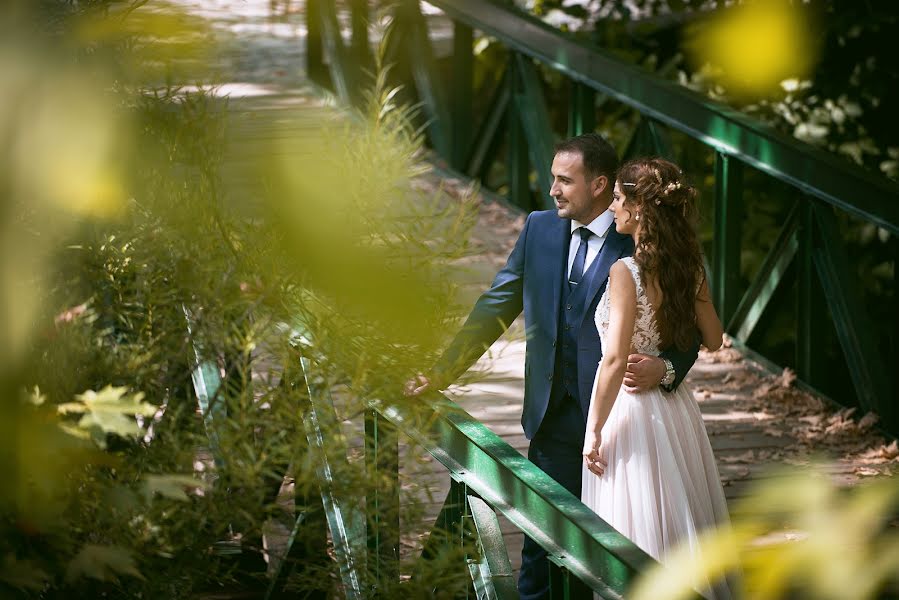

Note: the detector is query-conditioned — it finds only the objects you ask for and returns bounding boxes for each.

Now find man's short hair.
[553,133,619,183]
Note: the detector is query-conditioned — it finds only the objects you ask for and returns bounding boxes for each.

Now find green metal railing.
[305,363,660,599]
[187,334,662,598]
[305,0,897,434]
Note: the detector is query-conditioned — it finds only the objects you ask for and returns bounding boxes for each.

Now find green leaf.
[142,474,207,501]
[65,544,144,582]
[58,385,157,446]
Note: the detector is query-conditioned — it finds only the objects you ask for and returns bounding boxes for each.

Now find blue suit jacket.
[435,210,697,440]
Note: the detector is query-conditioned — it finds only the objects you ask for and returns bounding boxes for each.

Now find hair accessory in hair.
[622,182,636,187]
[664,181,683,196]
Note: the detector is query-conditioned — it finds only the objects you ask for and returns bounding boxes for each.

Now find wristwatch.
[660,358,676,387]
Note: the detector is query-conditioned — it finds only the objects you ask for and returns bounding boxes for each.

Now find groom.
[408,133,698,599]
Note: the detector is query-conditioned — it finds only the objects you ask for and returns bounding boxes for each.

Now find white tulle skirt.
[581,362,735,600]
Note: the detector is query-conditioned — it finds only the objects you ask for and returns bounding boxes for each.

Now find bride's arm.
[583,262,637,469]
[695,277,723,351]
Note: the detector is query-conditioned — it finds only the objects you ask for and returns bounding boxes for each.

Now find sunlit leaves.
[244,77,476,352]
[65,544,144,583]
[58,386,157,448]
[0,40,127,369]
[142,474,207,502]
[685,0,820,98]
[632,466,899,600]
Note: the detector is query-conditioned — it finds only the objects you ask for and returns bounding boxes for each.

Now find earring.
[635,213,641,221]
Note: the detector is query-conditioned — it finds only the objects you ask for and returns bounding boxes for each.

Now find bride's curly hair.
[616,157,704,351]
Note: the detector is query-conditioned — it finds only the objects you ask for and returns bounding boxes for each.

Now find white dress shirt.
[566,209,615,279]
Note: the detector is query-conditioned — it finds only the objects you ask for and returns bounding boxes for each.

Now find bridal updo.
[616,157,705,352]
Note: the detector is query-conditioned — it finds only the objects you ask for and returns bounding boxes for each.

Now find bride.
[581,157,734,599]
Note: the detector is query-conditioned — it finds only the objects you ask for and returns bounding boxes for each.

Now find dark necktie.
[568,227,593,288]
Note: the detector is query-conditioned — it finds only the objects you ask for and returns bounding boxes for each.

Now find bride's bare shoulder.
[609,260,637,293]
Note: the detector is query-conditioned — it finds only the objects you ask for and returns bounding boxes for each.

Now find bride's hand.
[582,430,607,476]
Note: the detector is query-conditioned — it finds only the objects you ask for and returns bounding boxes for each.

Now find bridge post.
[365,408,400,594]
[568,81,595,137]
[317,0,362,106]
[796,196,823,385]
[511,53,556,211]
[401,0,452,157]
[305,0,326,85]
[349,0,372,71]
[713,152,744,326]
[451,21,473,171]
[507,56,532,211]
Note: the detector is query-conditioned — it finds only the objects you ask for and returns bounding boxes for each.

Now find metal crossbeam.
[467,494,519,600]
[728,203,799,341]
[811,205,894,420]
[300,356,367,600]
[184,307,226,469]
[622,117,674,161]
[466,68,510,180]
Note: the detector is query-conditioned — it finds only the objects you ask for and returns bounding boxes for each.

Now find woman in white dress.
[580,157,734,599]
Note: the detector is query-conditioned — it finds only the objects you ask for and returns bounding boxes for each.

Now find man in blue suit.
[408,133,697,599]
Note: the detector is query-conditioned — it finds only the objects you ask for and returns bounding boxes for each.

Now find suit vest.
[539,244,600,440]
[557,260,591,401]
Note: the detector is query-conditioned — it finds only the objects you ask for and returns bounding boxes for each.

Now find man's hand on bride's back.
[404,373,432,396]
[623,354,665,393]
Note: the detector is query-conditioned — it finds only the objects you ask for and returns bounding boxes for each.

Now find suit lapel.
[581,226,630,313]
[546,217,571,323]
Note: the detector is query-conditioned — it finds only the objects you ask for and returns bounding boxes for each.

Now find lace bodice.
[594,256,662,356]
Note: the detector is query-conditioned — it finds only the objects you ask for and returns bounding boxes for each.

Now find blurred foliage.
[631,466,899,600]
[1,0,479,597]
[683,0,819,98]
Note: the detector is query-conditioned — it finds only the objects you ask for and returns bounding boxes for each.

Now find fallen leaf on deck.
[720,450,755,463]
[857,412,879,431]
[854,467,880,477]
[859,440,899,463]
[779,368,797,388]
